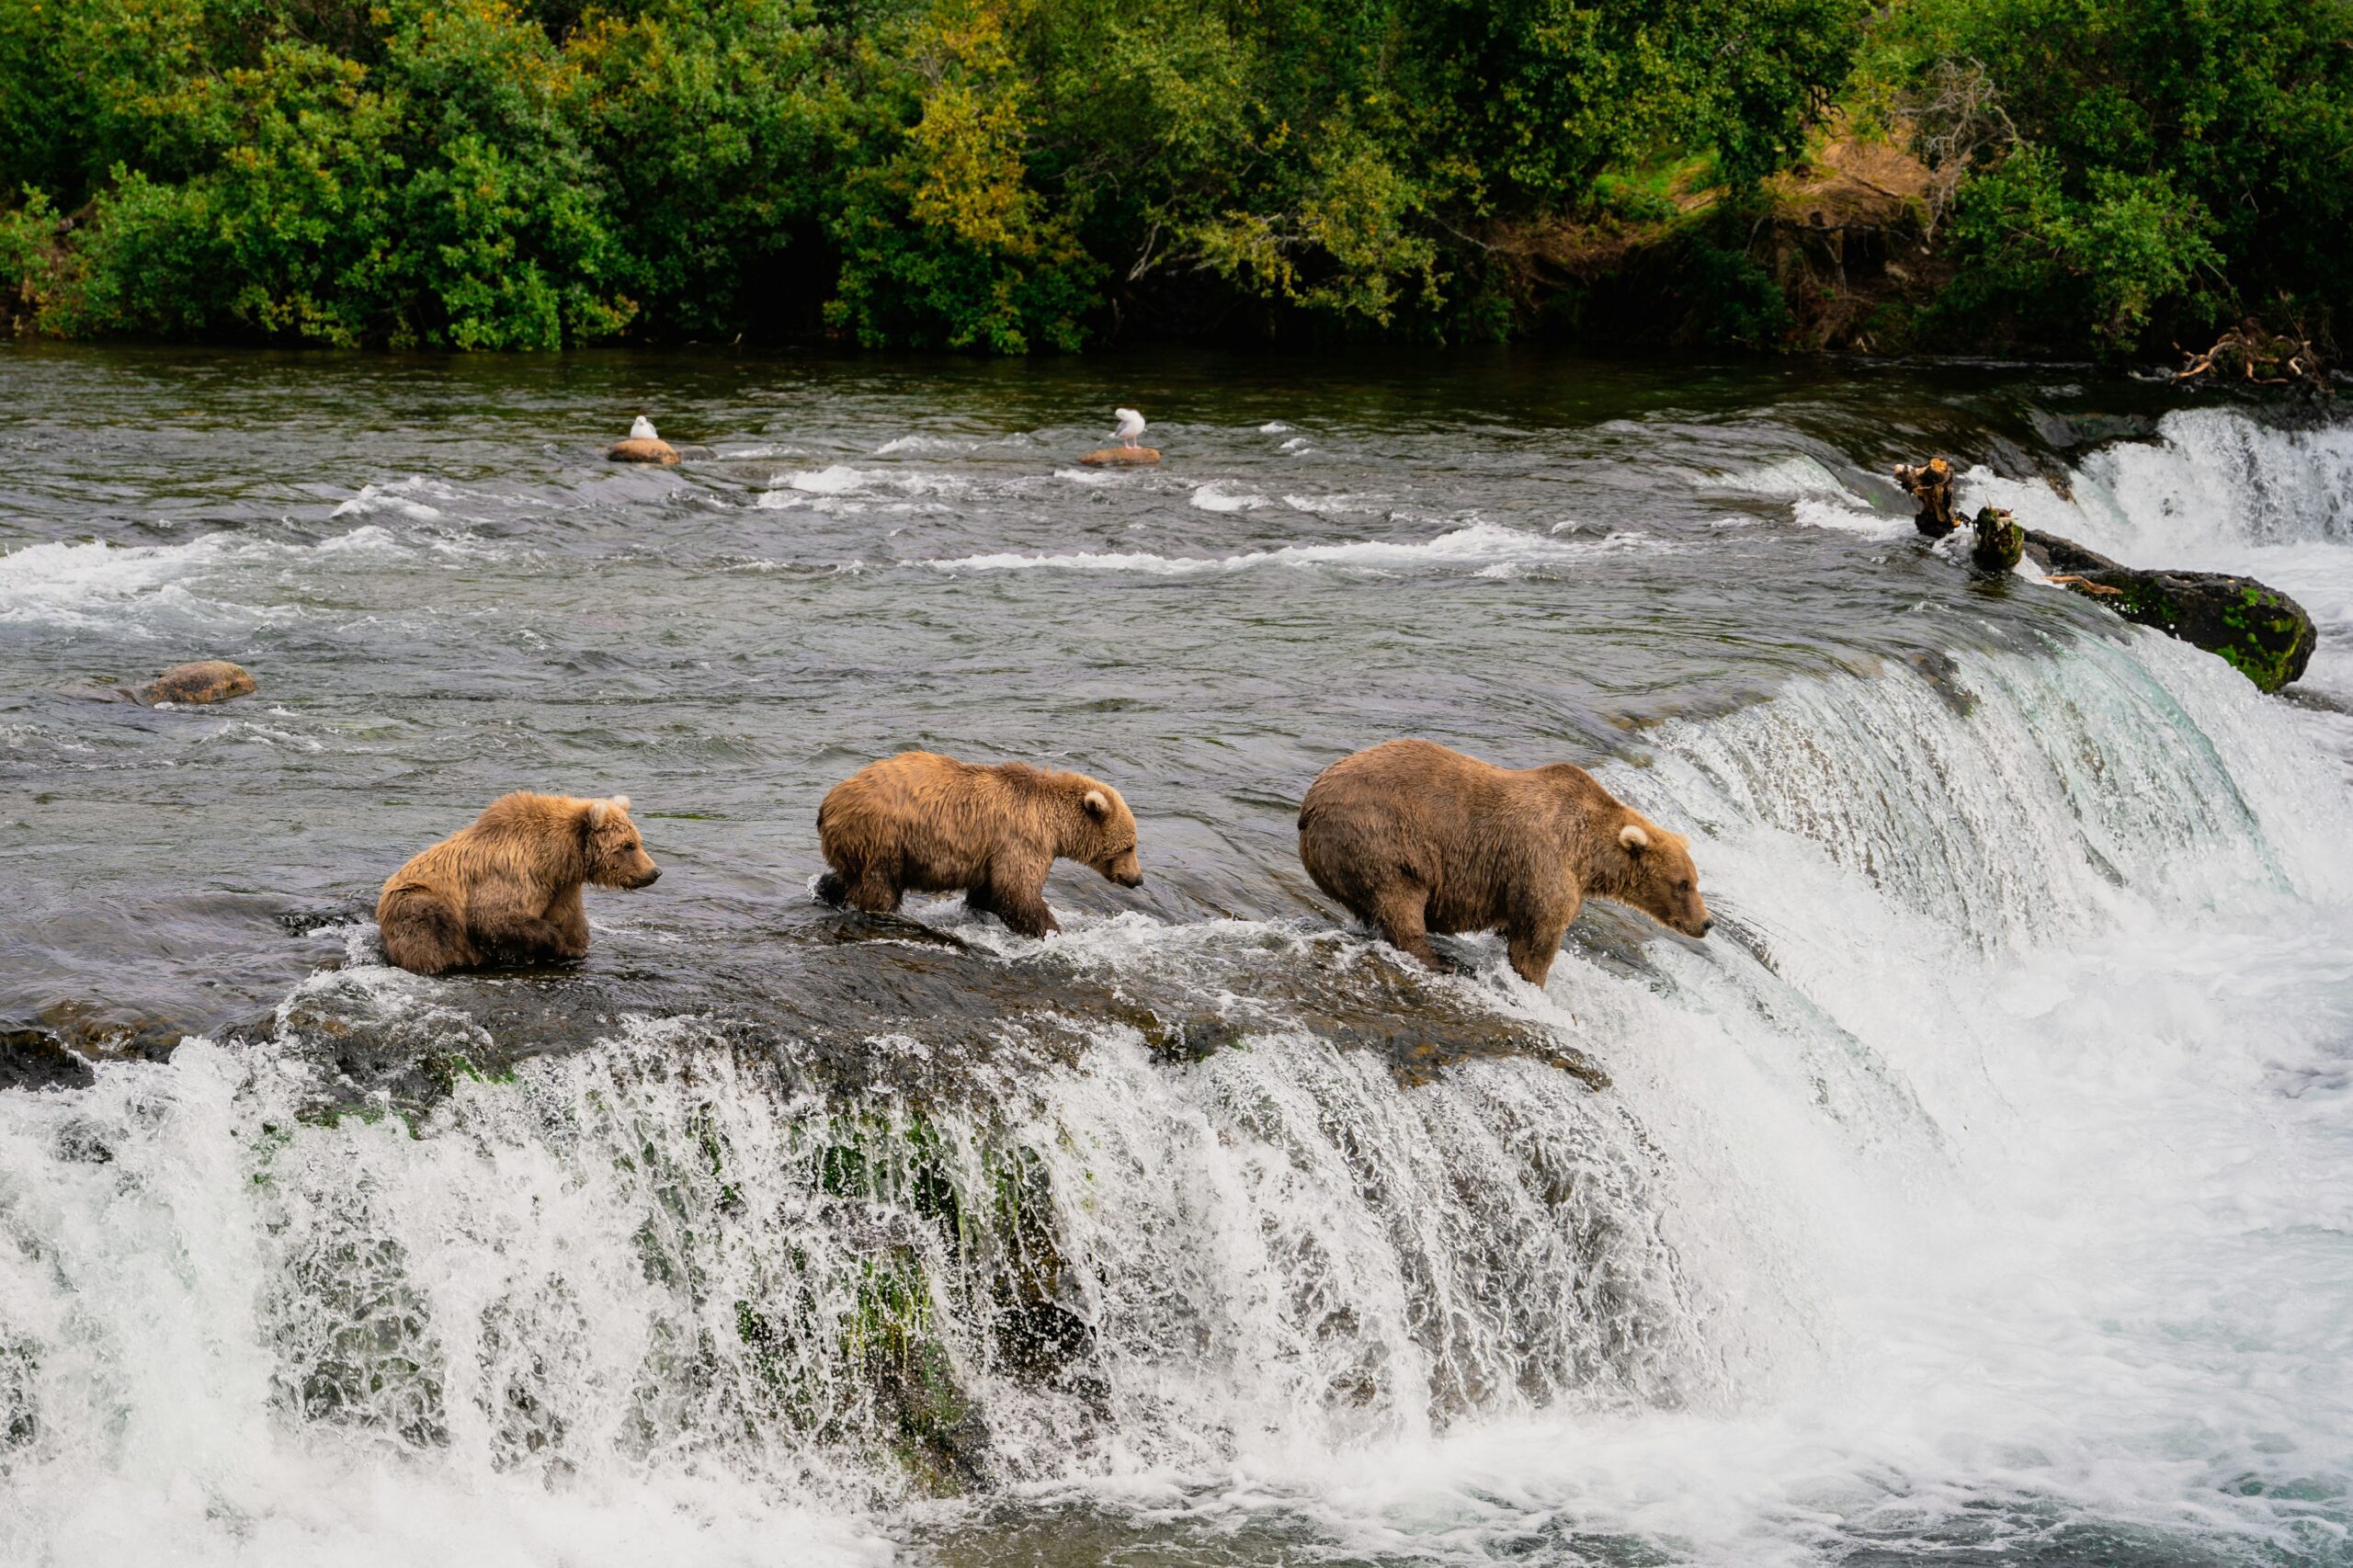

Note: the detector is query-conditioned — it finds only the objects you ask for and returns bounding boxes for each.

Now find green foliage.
[24,0,2331,354]
[1867,0,2353,354]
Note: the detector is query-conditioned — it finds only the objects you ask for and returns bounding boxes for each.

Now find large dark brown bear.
[376,792,661,975]
[1297,739,1711,986]
[815,752,1142,937]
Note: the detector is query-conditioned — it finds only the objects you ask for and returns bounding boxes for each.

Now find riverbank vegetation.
[0,0,2346,358]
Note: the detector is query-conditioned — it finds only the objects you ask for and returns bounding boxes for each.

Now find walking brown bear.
[1297,739,1711,985]
[377,792,661,975]
[815,752,1142,937]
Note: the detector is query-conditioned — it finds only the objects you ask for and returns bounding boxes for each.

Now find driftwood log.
[2174,320,2330,396]
[1896,460,2318,692]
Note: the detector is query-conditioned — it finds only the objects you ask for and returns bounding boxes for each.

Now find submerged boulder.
[2029,528,2317,692]
[135,660,256,706]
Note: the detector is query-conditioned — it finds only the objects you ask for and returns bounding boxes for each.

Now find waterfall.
[6,617,2347,1563]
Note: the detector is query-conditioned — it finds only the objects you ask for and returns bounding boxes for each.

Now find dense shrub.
[1869,0,2353,353]
[18,0,2339,356]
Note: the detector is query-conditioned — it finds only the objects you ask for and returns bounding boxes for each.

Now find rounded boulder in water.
[608,437,680,465]
[135,660,256,706]
[1078,446,1160,466]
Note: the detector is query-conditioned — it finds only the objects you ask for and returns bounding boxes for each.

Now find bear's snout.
[631,865,662,888]
[1102,849,1142,888]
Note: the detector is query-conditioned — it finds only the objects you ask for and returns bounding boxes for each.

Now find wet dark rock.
[2025,528,2318,692]
[132,659,256,706]
[1,1027,97,1092]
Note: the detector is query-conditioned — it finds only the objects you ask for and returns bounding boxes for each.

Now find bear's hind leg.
[381,892,471,976]
[847,864,904,915]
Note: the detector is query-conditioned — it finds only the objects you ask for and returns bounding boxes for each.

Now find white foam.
[926,520,1617,576]
[330,477,458,521]
[1788,496,1902,536]
[1696,453,1871,506]
[1188,483,1269,513]
[872,435,974,456]
[1259,422,1293,434]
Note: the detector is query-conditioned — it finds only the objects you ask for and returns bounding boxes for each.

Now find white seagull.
[630,415,658,440]
[1111,407,1146,449]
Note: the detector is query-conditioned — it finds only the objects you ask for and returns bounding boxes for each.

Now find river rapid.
[1,345,2349,1567]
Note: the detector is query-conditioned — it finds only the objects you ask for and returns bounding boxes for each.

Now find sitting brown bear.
[815,752,1142,937]
[1297,738,1711,986]
[376,792,661,975]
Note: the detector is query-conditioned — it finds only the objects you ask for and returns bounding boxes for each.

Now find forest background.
[0,0,2346,358]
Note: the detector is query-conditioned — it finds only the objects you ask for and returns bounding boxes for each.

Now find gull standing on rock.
[1112,408,1146,449]
[631,415,658,440]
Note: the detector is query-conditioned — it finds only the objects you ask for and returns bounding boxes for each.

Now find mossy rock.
[2067,566,2317,692]
[2025,528,2319,692]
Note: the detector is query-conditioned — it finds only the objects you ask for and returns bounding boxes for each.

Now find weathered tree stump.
[1894,458,1960,535]
[1970,506,2022,571]
[1078,446,1160,467]
[134,660,256,706]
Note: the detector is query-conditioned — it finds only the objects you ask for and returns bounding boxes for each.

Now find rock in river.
[607,437,681,465]
[136,660,256,705]
[2029,530,2317,693]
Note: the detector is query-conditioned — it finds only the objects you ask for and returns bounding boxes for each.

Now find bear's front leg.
[1505,918,1569,987]
[982,875,1060,938]
[469,874,583,964]
[544,884,591,959]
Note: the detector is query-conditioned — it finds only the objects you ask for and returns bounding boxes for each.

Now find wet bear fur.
[815,752,1142,937]
[376,792,661,975]
[1297,738,1711,986]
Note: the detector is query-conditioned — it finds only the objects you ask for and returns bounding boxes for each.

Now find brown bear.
[815,752,1142,937]
[376,792,661,975]
[1297,738,1711,986]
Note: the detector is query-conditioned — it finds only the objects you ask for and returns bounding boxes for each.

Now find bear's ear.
[609,794,630,815]
[1619,822,1651,854]
[1083,790,1110,820]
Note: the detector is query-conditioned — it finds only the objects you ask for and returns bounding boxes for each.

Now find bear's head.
[585,796,662,889]
[1073,783,1143,888]
[1605,816,1710,938]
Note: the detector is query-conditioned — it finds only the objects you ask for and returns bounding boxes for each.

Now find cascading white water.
[6,610,2347,1564]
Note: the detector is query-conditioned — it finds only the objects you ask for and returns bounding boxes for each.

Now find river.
[2,344,2349,1566]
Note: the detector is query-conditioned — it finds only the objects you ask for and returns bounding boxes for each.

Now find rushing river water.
[1,344,2350,1567]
